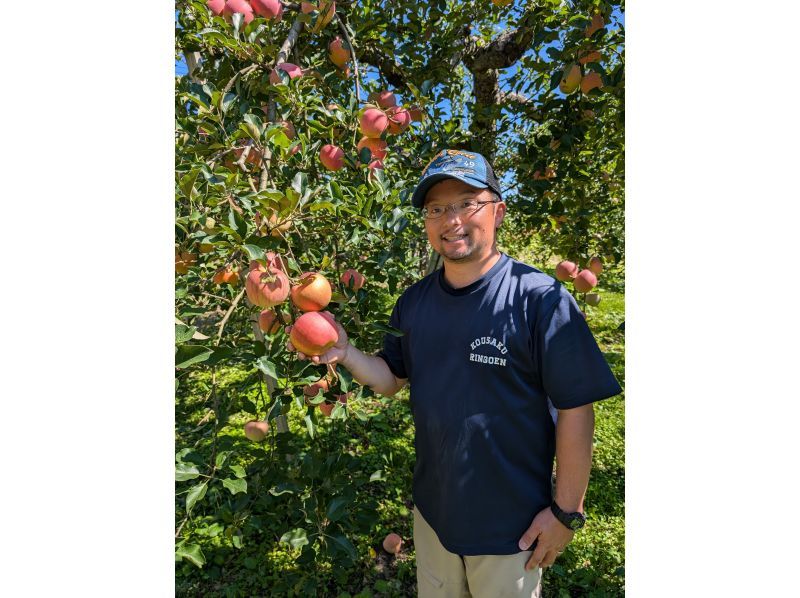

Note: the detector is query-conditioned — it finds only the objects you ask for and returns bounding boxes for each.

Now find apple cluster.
[319,89,424,175]
[555,257,603,307]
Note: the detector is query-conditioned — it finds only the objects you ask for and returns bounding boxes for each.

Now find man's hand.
[285,312,350,366]
[518,506,575,571]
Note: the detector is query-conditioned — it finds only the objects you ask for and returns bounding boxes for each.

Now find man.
[288,149,622,597]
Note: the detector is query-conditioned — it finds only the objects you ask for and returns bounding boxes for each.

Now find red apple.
[383,533,403,554]
[291,272,332,312]
[251,0,282,19]
[223,0,255,24]
[290,311,339,356]
[555,260,578,282]
[574,269,598,293]
[269,62,303,85]
[244,420,269,441]
[319,144,344,171]
[359,108,388,138]
[368,90,396,109]
[340,269,365,290]
[588,256,603,275]
[357,137,388,161]
[207,0,225,15]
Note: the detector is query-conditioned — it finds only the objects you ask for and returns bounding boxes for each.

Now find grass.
[176,285,625,597]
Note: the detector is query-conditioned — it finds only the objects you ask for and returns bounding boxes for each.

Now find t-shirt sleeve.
[534,285,622,409]
[376,297,408,380]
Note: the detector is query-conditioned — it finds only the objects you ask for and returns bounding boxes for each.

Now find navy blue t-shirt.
[377,253,622,555]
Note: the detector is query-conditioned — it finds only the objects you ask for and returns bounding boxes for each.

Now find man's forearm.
[340,344,405,396]
[553,404,595,512]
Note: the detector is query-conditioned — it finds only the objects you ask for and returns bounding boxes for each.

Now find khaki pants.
[413,506,542,598]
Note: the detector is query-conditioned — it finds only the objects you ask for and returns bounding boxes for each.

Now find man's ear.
[494,201,507,229]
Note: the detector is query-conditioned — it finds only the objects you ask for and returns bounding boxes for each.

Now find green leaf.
[215,451,231,469]
[329,533,357,561]
[176,543,206,568]
[255,356,278,379]
[186,482,207,514]
[221,477,247,495]
[291,172,308,196]
[304,413,315,438]
[280,528,309,549]
[326,496,350,522]
[176,462,200,482]
[242,244,264,260]
[369,469,385,482]
[232,534,243,549]
[267,398,284,422]
[179,170,199,199]
[368,322,404,337]
[358,147,372,164]
[337,367,353,393]
[204,346,235,366]
[221,92,237,114]
[230,465,246,479]
[549,71,562,92]
[175,324,197,344]
[228,207,248,240]
[175,345,214,369]
[309,201,336,213]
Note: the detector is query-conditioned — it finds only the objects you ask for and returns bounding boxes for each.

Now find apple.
[574,269,598,293]
[328,36,350,69]
[559,63,581,95]
[386,106,411,135]
[269,62,303,85]
[368,90,396,109]
[289,311,339,356]
[207,0,225,15]
[555,260,578,282]
[588,256,603,275]
[291,272,332,312]
[245,263,290,308]
[319,144,345,171]
[244,420,269,442]
[258,309,281,334]
[223,0,255,24]
[251,0,282,19]
[382,533,403,554]
[357,137,388,161]
[340,269,365,290]
[359,108,388,138]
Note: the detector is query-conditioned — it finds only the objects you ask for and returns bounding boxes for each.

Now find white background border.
[2,1,799,596]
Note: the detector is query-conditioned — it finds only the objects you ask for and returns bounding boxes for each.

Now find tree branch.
[335,14,362,102]
[261,17,305,190]
[464,8,543,72]
[359,43,409,90]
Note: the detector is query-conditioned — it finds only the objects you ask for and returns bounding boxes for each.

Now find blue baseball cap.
[411,149,502,208]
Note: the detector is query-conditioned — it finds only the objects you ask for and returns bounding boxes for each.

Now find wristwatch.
[550,501,586,531]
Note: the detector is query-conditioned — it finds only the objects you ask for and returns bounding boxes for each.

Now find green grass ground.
[176,288,625,597]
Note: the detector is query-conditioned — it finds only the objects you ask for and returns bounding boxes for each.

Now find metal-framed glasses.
[421,198,500,220]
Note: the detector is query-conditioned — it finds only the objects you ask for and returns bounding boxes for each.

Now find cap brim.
[410,173,489,208]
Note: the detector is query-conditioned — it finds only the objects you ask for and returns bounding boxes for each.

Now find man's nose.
[442,203,463,223]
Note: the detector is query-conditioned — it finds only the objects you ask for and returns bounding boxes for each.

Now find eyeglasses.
[421,199,500,220]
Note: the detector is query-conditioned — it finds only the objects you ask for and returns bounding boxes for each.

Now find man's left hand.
[518,506,575,571]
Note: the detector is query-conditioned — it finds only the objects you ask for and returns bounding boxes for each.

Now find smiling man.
[288,149,622,597]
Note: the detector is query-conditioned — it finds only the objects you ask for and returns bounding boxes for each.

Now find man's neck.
[441,249,502,289]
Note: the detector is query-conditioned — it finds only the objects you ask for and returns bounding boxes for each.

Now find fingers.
[518,525,540,551]
[539,549,559,569]
[527,543,548,571]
